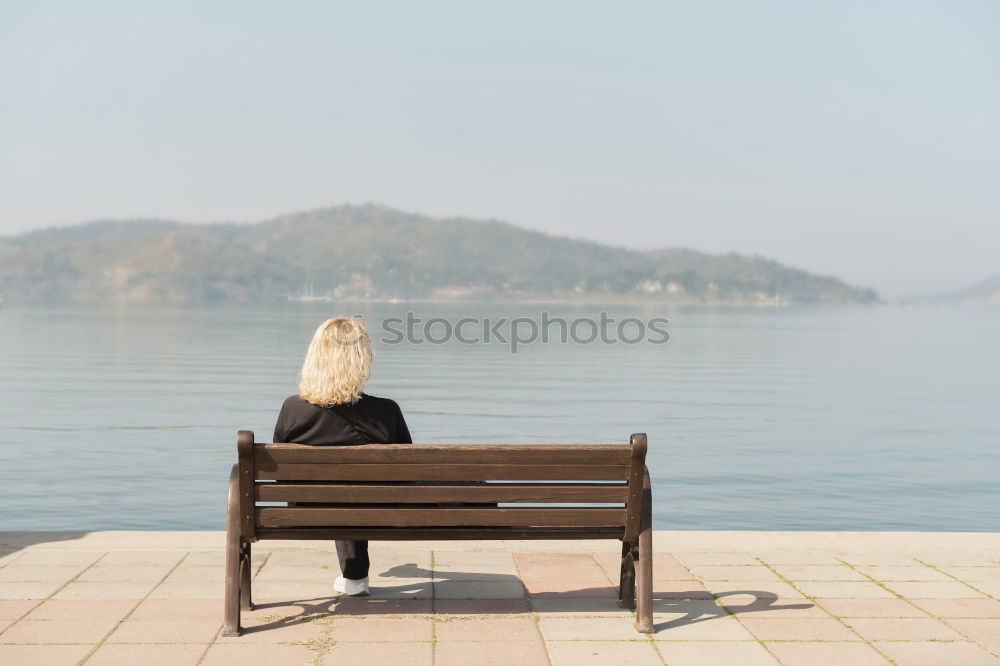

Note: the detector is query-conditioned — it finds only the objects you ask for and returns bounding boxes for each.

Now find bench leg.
[239,542,253,611]
[618,541,636,610]
[634,468,654,633]
[222,465,242,637]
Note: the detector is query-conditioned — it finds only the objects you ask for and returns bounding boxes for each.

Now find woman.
[273,317,411,597]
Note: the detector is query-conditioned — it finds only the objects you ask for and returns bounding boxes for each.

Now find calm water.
[1,302,997,531]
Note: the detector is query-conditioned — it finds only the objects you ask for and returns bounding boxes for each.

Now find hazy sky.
[1,1,997,296]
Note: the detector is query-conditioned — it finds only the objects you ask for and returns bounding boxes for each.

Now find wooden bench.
[223,430,653,636]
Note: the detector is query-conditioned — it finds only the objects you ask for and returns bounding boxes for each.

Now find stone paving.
[0,531,998,665]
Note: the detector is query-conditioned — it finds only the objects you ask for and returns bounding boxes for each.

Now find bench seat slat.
[256,482,628,504]
[254,526,626,540]
[255,507,626,528]
[256,463,629,481]
[258,444,630,466]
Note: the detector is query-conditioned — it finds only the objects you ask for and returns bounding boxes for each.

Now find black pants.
[336,540,369,579]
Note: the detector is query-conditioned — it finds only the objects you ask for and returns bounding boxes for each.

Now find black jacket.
[272,393,412,445]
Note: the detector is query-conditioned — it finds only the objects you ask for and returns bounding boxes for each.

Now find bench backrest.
[234,431,648,543]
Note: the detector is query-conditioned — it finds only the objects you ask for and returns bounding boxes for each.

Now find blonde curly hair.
[298,317,372,406]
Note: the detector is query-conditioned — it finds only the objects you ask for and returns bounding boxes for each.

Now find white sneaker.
[334,575,370,597]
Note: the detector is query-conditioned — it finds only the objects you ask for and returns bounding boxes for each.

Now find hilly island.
[0,205,878,304]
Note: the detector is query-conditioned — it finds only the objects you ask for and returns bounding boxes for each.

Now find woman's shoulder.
[357,393,402,413]
[281,394,320,413]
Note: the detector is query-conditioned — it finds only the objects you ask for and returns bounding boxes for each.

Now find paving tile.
[717,596,829,618]
[738,617,861,641]
[649,553,693,575]
[201,643,317,665]
[0,644,95,665]
[107,617,222,643]
[945,618,1000,644]
[976,581,1000,598]
[675,552,759,565]
[327,616,432,642]
[837,553,920,566]
[77,566,173,583]
[146,580,226,600]
[53,581,154,600]
[652,616,755,640]
[434,551,516,568]
[600,552,693,580]
[0,566,86,583]
[434,599,528,614]
[794,581,894,598]
[912,598,1000,618]
[756,551,845,566]
[258,551,336,573]
[873,640,1000,666]
[858,566,953,581]
[368,578,433,599]
[522,577,615,598]
[650,566,698,581]
[516,554,613,597]
[433,554,518,580]
[772,565,867,581]
[546,640,662,665]
[333,598,433,615]
[0,599,39,620]
[215,614,327,644]
[129,598,221,620]
[6,550,103,567]
[687,564,780,581]
[814,598,928,618]
[98,551,186,567]
[651,580,714,598]
[919,553,999,567]
[884,581,985,599]
[434,616,537,641]
[372,571,436,587]
[539,616,641,641]
[320,641,432,665]
[657,641,779,665]
[253,564,338,582]
[160,567,224,583]
[435,581,524,599]
[25,599,136,621]
[702,579,803,598]
[529,597,632,616]
[436,639,548,665]
[765,641,889,665]
[516,556,610,581]
[180,551,233,567]
[0,618,118,644]
[0,582,63,599]
[432,568,519,582]
[514,553,595,569]
[368,549,433,568]
[229,581,328,603]
[942,567,1000,582]
[651,598,727,618]
[845,617,964,641]
[87,643,206,665]
[239,602,332,624]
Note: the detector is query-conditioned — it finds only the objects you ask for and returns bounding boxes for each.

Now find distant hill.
[908,276,1000,306]
[0,205,879,304]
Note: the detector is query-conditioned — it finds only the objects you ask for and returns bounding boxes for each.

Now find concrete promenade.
[0,531,998,665]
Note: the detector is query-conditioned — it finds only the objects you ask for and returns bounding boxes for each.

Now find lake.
[1,302,997,531]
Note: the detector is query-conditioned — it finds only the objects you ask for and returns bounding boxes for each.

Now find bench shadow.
[652,590,815,632]
[244,566,815,636]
